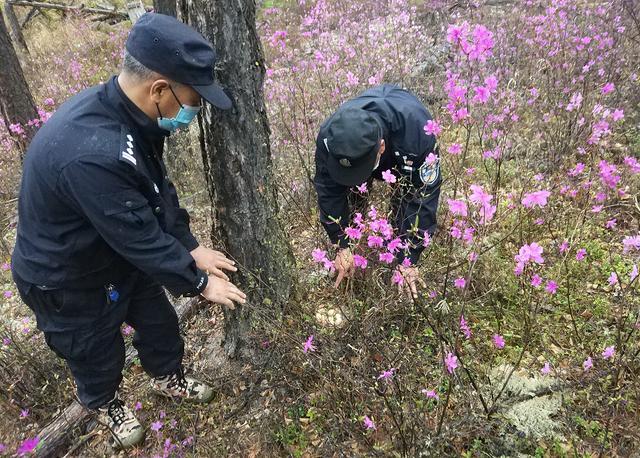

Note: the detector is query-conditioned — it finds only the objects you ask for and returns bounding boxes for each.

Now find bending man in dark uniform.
[314,84,442,298]
[12,14,245,449]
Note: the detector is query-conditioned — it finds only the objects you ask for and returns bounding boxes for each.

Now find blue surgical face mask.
[156,86,201,132]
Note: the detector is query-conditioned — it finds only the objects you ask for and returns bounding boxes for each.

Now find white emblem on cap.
[339,158,352,167]
[154,183,160,193]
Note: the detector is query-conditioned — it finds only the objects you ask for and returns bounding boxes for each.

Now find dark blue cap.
[125,13,232,110]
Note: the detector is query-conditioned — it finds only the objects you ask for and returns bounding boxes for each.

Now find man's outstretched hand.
[201,275,246,309]
[190,246,237,281]
[394,265,425,300]
[334,248,355,288]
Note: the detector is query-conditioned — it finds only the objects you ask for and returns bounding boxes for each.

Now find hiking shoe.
[150,367,214,403]
[97,396,145,450]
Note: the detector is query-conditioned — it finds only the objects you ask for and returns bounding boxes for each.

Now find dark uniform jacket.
[12,76,208,297]
[314,84,442,264]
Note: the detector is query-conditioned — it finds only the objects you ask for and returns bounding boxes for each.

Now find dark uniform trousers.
[13,269,184,410]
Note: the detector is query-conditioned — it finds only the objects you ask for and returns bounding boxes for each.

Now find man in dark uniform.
[314,84,442,298]
[11,14,246,448]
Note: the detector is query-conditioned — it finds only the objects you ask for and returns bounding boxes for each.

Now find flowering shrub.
[265,0,640,454]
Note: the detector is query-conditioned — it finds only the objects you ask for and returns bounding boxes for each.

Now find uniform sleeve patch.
[419,158,440,186]
[119,128,137,167]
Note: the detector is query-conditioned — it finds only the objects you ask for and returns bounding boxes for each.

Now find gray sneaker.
[97,396,145,450]
[150,367,214,403]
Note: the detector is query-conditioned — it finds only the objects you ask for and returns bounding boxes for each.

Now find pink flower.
[459,315,472,339]
[356,182,368,194]
[392,270,404,285]
[576,248,587,261]
[454,277,466,289]
[448,143,462,155]
[379,252,394,264]
[122,325,134,336]
[382,169,397,184]
[20,409,29,419]
[353,255,368,269]
[515,242,545,265]
[425,153,438,165]
[303,335,316,354]
[377,368,396,381]
[151,421,163,432]
[601,82,615,94]
[448,199,468,217]
[545,280,558,294]
[541,362,551,375]
[322,259,335,272]
[602,346,615,359]
[3,291,12,298]
[312,248,327,263]
[611,109,624,121]
[345,227,362,240]
[473,85,490,103]
[424,119,442,136]
[367,235,383,248]
[469,184,492,206]
[608,272,618,286]
[445,352,458,374]
[493,334,505,349]
[421,389,439,400]
[622,235,640,253]
[531,274,542,287]
[559,240,569,253]
[43,98,55,106]
[568,163,585,177]
[630,264,638,282]
[605,219,617,229]
[583,357,593,371]
[134,401,142,411]
[387,238,404,253]
[521,190,551,208]
[363,415,376,430]
[17,437,39,456]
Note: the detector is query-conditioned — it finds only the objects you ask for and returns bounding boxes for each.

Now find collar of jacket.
[103,75,169,148]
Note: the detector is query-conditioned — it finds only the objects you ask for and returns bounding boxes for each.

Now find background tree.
[0,8,38,155]
[3,1,29,54]
[176,0,296,358]
[153,0,176,17]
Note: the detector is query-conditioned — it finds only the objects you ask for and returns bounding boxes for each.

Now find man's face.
[373,139,386,171]
[150,79,202,118]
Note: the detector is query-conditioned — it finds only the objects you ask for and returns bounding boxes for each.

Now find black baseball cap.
[125,13,232,109]
[325,107,382,186]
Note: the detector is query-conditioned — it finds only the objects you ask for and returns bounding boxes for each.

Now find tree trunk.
[0,9,38,156]
[4,1,29,54]
[153,0,176,16]
[176,0,295,359]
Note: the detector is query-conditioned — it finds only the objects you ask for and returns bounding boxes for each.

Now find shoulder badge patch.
[119,130,137,167]
[419,157,440,186]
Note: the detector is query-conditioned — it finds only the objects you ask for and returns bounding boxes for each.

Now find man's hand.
[190,246,237,281]
[334,248,355,288]
[394,265,425,300]
[200,275,246,309]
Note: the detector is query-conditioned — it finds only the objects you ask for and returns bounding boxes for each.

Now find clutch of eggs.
[315,305,345,328]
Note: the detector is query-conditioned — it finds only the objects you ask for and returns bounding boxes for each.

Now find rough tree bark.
[0,9,38,155]
[3,0,29,54]
[153,0,176,16]
[176,0,295,359]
